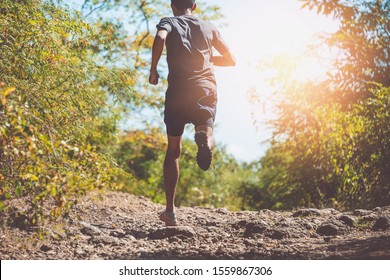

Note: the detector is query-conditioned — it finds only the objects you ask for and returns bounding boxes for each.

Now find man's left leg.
[159,134,182,226]
[164,135,182,212]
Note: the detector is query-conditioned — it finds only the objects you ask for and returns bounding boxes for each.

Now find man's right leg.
[191,87,217,171]
[195,125,215,150]
[194,124,214,171]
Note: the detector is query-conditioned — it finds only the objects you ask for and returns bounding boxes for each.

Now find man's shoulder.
[159,16,217,34]
[169,16,214,26]
[159,16,174,23]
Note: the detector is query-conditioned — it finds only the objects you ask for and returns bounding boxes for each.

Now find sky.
[203,0,340,162]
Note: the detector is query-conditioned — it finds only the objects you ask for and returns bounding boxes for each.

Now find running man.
[149,0,236,226]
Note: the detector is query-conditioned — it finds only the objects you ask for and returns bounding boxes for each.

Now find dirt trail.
[1,190,389,259]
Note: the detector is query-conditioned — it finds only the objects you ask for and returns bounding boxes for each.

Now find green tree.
[245,0,390,210]
[0,0,136,225]
[302,0,390,102]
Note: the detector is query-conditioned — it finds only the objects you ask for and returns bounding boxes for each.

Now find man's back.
[157,15,229,89]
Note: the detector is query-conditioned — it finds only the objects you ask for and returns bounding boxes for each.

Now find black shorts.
[164,86,217,136]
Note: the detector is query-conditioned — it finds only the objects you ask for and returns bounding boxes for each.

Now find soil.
[1,190,389,259]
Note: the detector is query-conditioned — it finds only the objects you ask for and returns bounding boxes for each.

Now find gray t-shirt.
[157,15,229,90]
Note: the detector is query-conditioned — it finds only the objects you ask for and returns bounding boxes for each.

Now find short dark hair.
[171,0,196,10]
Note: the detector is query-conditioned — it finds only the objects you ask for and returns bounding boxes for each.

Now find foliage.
[246,0,390,210]
[258,83,389,210]
[0,0,136,225]
[345,85,390,207]
[238,146,290,210]
[302,0,390,102]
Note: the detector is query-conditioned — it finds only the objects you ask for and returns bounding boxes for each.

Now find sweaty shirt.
[157,15,229,90]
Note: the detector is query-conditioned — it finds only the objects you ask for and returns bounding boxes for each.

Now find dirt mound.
[1,191,389,259]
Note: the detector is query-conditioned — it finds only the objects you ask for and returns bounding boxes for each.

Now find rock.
[205,221,218,227]
[319,208,341,215]
[148,226,197,240]
[324,237,332,242]
[125,229,148,239]
[316,220,347,236]
[233,220,248,229]
[126,235,137,242]
[292,208,321,217]
[310,232,320,238]
[339,215,355,227]
[372,217,390,231]
[244,221,269,238]
[277,218,296,227]
[40,245,51,252]
[243,239,258,247]
[265,229,290,240]
[317,224,338,236]
[168,236,183,243]
[205,226,219,232]
[109,229,127,238]
[11,213,30,229]
[44,228,66,240]
[257,209,273,214]
[79,222,102,236]
[216,208,229,214]
[304,222,314,230]
[89,235,125,246]
[361,214,378,222]
[75,248,84,255]
[353,209,371,216]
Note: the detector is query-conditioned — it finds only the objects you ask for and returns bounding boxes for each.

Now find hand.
[149,70,159,85]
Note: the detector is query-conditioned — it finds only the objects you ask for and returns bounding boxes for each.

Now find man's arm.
[149,29,168,85]
[211,50,236,67]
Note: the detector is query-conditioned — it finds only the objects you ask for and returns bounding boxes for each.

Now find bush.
[0,0,135,226]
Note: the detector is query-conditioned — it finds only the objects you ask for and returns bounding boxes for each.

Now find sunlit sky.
[204,0,339,162]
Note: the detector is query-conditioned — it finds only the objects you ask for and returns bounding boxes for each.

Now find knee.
[166,145,181,160]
